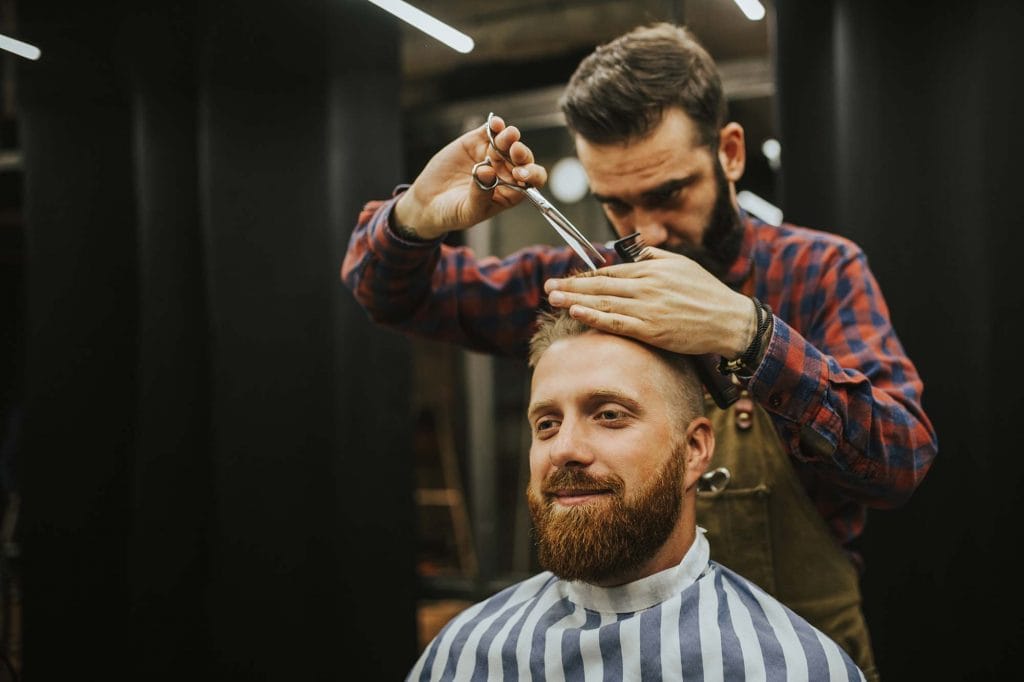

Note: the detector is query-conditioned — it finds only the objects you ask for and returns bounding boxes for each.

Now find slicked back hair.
[559,22,726,149]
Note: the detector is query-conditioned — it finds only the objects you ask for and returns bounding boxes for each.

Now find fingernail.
[514,167,528,180]
[548,291,565,305]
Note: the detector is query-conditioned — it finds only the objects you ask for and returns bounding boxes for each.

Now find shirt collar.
[560,529,712,613]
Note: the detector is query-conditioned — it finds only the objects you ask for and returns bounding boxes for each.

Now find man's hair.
[559,23,726,148]
[528,309,705,420]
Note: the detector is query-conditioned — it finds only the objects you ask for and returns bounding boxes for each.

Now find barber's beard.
[527,449,686,584]
[671,160,744,280]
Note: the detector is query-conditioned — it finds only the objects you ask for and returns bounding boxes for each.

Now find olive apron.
[697,390,880,681]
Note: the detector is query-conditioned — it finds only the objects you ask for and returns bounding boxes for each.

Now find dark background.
[1,0,1021,679]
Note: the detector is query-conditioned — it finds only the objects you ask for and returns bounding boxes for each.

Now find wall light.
[0,33,41,60]
[548,157,589,204]
[733,0,766,21]
[761,138,781,171]
[366,0,474,54]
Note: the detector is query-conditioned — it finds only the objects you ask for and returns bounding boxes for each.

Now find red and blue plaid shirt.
[342,190,937,549]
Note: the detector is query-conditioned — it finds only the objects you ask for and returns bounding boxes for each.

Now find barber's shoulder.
[759,220,866,263]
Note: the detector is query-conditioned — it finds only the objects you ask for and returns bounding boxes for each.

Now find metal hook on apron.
[697,466,731,497]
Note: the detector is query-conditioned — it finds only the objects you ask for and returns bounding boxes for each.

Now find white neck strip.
[562,529,711,613]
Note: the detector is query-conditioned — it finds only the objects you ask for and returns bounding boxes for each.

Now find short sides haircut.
[559,22,727,148]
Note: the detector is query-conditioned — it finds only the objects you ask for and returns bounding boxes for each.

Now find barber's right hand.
[392,115,548,241]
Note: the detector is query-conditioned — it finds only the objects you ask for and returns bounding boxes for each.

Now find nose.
[546,419,595,469]
[632,210,668,247]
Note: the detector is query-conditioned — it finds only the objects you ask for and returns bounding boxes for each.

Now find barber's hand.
[392,116,547,241]
[544,247,757,358]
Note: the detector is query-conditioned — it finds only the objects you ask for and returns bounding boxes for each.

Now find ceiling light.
[0,33,41,60]
[733,0,766,21]
[366,0,474,54]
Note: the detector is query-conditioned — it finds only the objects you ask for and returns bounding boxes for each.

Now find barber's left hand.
[544,247,756,358]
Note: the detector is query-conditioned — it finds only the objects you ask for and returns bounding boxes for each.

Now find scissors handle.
[475,113,606,269]
[471,156,515,191]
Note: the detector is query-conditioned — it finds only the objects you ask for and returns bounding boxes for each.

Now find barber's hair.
[560,22,726,148]
[528,309,705,420]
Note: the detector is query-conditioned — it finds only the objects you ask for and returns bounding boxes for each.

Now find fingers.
[492,123,521,159]
[544,273,640,296]
[563,304,645,339]
[547,289,626,313]
[487,117,547,187]
[516,161,547,187]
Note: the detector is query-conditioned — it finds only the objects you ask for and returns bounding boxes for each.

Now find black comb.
[613,232,739,409]
[612,232,651,263]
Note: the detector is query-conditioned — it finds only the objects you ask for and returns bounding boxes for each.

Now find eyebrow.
[591,176,698,205]
[527,389,644,421]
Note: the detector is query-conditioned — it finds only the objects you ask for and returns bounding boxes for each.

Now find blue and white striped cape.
[408,531,865,681]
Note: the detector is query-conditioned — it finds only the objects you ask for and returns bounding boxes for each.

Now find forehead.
[530,333,676,408]
[574,108,714,196]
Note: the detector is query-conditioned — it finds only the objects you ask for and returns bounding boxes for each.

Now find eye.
[600,199,631,216]
[595,408,629,426]
[533,417,560,438]
[643,187,682,209]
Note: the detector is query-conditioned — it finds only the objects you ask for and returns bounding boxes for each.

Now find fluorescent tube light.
[0,33,41,60]
[733,0,766,21]
[366,0,474,53]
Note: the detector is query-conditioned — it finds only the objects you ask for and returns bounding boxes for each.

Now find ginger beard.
[527,444,687,584]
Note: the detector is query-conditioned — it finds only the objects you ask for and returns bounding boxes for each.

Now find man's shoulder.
[750,218,865,260]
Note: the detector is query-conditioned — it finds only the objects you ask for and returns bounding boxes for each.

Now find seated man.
[408,310,866,681]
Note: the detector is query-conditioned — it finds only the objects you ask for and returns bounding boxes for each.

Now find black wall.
[18,1,416,679]
[777,1,1024,679]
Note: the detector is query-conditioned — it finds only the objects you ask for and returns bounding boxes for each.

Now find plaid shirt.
[342,190,937,549]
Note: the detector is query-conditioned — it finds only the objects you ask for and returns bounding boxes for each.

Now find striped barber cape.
[408,531,865,681]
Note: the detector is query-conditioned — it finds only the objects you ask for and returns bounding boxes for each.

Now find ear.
[717,122,746,183]
[682,417,715,490]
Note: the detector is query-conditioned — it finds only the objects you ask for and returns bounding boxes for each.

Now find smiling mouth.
[550,489,613,506]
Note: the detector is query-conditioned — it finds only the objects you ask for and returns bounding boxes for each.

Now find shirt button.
[769,393,783,408]
[734,397,754,430]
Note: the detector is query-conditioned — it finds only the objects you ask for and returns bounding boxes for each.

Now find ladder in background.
[412,342,478,578]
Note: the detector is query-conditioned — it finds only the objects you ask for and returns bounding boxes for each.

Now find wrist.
[718,297,772,378]
[392,191,441,241]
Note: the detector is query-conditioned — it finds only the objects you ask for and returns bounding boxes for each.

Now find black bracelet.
[718,297,772,377]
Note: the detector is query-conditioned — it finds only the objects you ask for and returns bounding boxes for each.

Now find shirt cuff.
[369,188,445,265]
[747,316,842,459]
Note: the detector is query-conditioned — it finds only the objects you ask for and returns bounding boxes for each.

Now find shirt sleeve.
[340,188,587,356]
[746,243,937,508]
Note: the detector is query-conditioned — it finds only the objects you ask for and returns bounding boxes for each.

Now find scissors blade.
[522,187,606,268]
[540,212,599,271]
[543,203,606,264]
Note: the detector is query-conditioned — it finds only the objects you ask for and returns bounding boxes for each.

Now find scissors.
[471,112,606,271]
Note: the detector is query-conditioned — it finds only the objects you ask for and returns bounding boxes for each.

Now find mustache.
[541,468,624,497]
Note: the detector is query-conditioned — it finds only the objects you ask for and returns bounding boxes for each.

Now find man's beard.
[527,449,685,584]
[671,159,744,279]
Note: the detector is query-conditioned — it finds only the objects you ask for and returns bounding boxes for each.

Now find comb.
[612,232,651,263]
[612,232,739,408]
